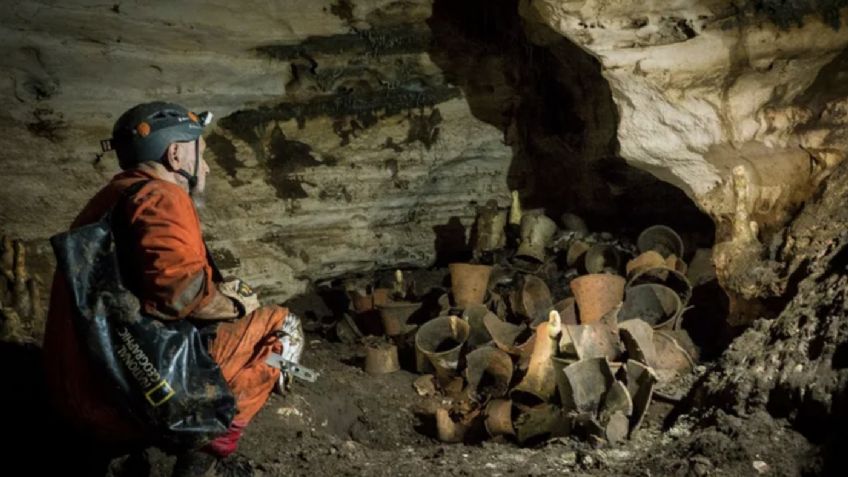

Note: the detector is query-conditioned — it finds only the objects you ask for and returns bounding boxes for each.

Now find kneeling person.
[43,102,303,476]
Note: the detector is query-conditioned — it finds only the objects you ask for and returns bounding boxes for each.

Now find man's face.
[174,137,210,196]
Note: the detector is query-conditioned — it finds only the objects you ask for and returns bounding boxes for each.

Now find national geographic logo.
[237,281,253,296]
[116,327,175,407]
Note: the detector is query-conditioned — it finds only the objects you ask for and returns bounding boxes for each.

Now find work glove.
[218,278,260,317]
[275,312,305,394]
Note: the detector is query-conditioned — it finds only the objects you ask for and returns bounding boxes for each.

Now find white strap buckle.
[266,353,319,383]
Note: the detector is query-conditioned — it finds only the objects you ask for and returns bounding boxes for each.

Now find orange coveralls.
[43,169,285,456]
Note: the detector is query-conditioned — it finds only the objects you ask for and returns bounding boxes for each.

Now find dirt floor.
[122,333,819,477]
[0,258,834,477]
[0,311,829,477]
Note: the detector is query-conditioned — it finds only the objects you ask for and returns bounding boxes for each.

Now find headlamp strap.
[191,138,201,189]
[175,169,198,190]
[171,139,200,191]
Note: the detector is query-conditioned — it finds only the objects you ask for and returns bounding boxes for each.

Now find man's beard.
[191,190,206,209]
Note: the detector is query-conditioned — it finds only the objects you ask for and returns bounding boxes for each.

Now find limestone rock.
[0,0,511,302]
[520,0,848,230]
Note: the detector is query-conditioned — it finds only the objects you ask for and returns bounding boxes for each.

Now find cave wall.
[520,1,848,230]
[693,137,848,444]
[428,0,715,242]
[0,0,513,302]
[3,0,848,309]
[520,1,848,310]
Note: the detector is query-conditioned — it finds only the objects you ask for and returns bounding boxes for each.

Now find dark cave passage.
[428,0,716,239]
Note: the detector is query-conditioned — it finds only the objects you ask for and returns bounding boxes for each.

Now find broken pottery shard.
[627,267,692,309]
[517,275,554,327]
[599,302,621,330]
[572,412,605,441]
[435,408,467,443]
[551,356,576,409]
[566,322,621,361]
[625,359,657,437]
[413,374,437,397]
[584,243,621,275]
[513,403,570,444]
[563,357,615,416]
[511,322,558,405]
[605,411,630,445]
[489,265,513,287]
[443,376,466,400]
[557,302,579,356]
[619,319,658,367]
[566,240,591,267]
[514,333,537,371]
[665,329,699,362]
[474,205,507,254]
[335,313,363,344]
[601,380,633,421]
[626,250,666,277]
[488,291,509,320]
[620,283,682,330]
[464,346,513,400]
[652,330,695,374]
[462,304,497,348]
[665,254,687,275]
[558,329,577,357]
[484,399,515,437]
[554,297,578,326]
[484,313,534,356]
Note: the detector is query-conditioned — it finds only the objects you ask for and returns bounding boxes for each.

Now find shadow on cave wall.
[426,0,715,247]
[794,46,848,127]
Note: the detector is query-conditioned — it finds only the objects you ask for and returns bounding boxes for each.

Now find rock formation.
[2,0,848,331]
[0,0,513,302]
[520,0,848,319]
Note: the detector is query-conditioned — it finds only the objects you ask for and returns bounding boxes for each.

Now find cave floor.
[132,336,818,477]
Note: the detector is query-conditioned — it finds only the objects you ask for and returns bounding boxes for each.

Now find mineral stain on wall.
[254,25,433,60]
[266,125,323,200]
[219,85,460,142]
[329,0,356,25]
[726,0,848,30]
[205,132,247,187]
[405,108,442,150]
[216,19,463,204]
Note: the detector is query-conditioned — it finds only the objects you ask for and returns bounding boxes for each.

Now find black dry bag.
[50,181,235,449]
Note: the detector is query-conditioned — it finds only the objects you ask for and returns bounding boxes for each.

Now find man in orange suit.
[43,102,303,477]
